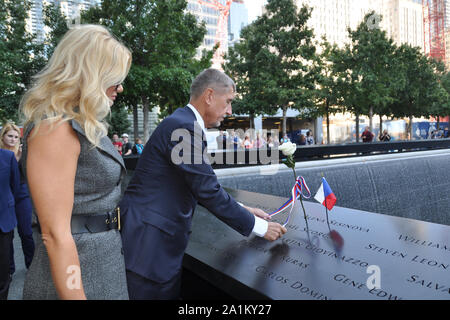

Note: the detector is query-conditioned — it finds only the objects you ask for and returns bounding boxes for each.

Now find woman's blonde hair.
[0,122,21,155]
[20,24,132,147]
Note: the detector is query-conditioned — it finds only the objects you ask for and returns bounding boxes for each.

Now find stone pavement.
[8,229,27,300]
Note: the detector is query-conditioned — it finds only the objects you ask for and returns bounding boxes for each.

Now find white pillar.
[254,115,263,132]
[314,117,323,144]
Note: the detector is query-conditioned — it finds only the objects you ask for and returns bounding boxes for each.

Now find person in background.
[280,134,290,144]
[267,135,275,148]
[306,130,314,145]
[379,129,391,142]
[20,24,132,300]
[122,133,132,156]
[431,130,438,139]
[1,124,22,161]
[230,131,240,150]
[242,135,253,149]
[444,127,449,138]
[132,137,144,155]
[112,133,123,155]
[254,132,266,149]
[216,130,227,150]
[298,134,306,145]
[0,123,35,277]
[361,126,374,143]
[0,149,21,300]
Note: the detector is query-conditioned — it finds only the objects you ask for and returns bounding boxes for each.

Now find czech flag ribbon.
[314,177,337,211]
[269,176,311,226]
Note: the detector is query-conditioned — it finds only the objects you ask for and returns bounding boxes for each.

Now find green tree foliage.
[314,39,344,144]
[107,104,131,138]
[441,71,450,118]
[328,43,368,142]
[326,12,446,141]
[0,0,44,124]
[224,0,319,136]
[42,2,69,58]
[224,22,276,129]
[42,3,133,138]
[427,61,450,124]
[82,0,213,142]
[389,45,447,137]
[442,71,450,94]
[341,12,399,138]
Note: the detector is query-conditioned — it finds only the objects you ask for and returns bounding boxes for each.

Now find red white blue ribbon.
[269,176,311,226]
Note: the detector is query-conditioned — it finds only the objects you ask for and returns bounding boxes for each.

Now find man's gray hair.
[190,68,236,99]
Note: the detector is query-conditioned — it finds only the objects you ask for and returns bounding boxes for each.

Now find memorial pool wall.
[214,149,450,226]
[121,149,450,226]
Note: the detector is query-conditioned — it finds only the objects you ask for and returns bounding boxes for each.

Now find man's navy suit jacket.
[120,106,255,283]
[0,149,20,233]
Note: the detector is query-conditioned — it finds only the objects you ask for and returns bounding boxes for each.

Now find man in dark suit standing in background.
[120,68,287,300]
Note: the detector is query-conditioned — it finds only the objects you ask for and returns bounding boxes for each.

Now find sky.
[245,0,267,22]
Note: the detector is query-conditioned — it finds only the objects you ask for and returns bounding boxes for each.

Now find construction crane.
[197,0,244,69]
[422,0,446,62]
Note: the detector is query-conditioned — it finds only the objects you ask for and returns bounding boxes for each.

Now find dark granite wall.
[216,153,450,226]
[123,151,450,226]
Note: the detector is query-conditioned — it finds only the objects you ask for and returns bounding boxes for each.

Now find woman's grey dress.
[21,120,129,300]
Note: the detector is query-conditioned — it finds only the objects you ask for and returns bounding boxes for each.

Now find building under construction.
[423,0,447,63]
[186,0,248,69]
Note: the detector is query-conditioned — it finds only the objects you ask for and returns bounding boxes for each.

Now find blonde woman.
[0,123,21,161]
[0,123,35,277]
[20,25,132,300]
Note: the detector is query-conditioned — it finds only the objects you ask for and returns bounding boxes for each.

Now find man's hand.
[264,222,287,241]
[243,205,271,221]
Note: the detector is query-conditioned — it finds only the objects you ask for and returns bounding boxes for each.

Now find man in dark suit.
[120,68,287,300]
[0,149,20,300]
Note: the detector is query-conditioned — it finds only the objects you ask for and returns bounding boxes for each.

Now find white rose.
[279,142,297,156]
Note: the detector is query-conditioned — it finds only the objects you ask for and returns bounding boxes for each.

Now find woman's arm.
[26,120,86,299]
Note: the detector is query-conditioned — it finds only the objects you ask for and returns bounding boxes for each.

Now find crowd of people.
[361,126,390,142]
[361,125,450,143]
[429,127,450,139]
[111,133,144,156]
[215,131,278,150]
[215,129,315,150]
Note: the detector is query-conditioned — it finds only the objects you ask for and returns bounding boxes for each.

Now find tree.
[327,13,400,142]
[107,104,131,138]
[314,39,343,144]
[0,0,45,124]
[329,44,367,142]
[425,60,449,130]
[346,12,398,135]
[82,0,212,142]
[224,22,278,129]
[390,45,444,139]
[224,0,319,137]
[442,71,450,94]
[42,2,69,58]
[42,3,134,139]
